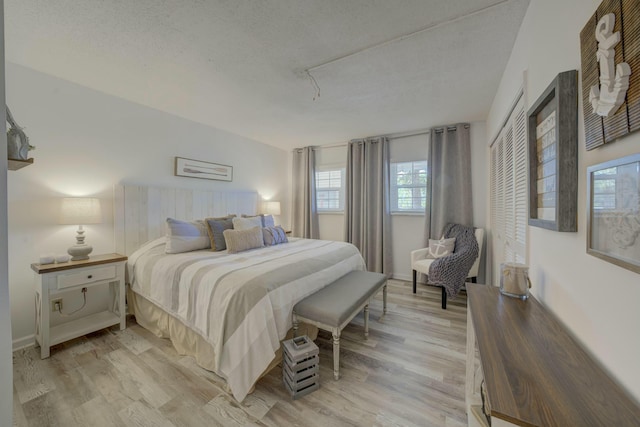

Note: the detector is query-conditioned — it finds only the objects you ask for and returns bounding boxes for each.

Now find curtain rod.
[295,124,470,151]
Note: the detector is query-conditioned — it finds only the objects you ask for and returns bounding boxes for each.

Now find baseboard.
[13,334,35,352]
[390,273,427,285]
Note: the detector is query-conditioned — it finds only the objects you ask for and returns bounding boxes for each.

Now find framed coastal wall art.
[175,157,233,182]
[527,70,578,232]
[587,153,640,274]
[580,0,639,150]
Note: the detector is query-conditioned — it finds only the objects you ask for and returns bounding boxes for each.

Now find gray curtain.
[291,147,319,239]
[425,124,473,241]
[344,137,392,274]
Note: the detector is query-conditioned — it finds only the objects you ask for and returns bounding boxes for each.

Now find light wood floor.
[13,280,468,427]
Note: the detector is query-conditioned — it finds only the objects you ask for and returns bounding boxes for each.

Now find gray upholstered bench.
[292,270,387,380]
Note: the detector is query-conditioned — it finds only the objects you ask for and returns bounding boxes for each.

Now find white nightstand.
[31,253,127,358]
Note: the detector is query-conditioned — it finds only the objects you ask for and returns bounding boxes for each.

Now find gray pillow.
[205,217,234,251]
[263,225,288,246]
[425,237,456,259]
[165,218,211,254]
[223,226,265,254]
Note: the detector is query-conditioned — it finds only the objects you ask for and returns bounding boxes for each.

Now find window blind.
[490,95,528,284]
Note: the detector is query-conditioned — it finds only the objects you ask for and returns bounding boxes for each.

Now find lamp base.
[68,244,92,261]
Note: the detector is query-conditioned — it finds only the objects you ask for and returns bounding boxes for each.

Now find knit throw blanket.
[428,223,479,298]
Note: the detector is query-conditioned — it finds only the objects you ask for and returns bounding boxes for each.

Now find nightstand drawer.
[57,265,117,289]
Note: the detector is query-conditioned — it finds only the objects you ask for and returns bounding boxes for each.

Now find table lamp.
[59,197,102,261]
[263,201,281,216]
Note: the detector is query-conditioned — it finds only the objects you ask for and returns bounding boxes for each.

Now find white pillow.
[232,216,263,230]
[165,218,211,254]
[425,237,456,259]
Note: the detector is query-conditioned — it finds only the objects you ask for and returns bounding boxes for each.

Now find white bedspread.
[127,237,365,401]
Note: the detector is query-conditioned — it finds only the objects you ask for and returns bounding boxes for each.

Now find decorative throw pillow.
[262,225,288,246]
[165,218,211,254]
[241,214,275,227]
[233,216,263,230]
[224,226,265,254]
[262,214,275,227]
[425,237,456,259]
[204,217,234,251]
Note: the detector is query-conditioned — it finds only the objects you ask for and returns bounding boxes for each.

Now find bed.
[115,185,366,402]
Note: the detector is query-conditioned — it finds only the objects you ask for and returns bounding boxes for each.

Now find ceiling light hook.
[305,70,321,101]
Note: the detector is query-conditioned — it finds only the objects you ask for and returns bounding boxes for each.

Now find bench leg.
[383,284,387,315]
[292,314,299,337]
[332,330,340,380]
[364,304,369,340]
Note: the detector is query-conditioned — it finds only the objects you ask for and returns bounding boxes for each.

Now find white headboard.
[114,184,258,256]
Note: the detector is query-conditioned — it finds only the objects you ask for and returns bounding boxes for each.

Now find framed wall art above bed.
[175,157,233,182]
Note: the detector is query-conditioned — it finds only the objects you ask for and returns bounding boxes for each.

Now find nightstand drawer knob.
[87,275,93,279]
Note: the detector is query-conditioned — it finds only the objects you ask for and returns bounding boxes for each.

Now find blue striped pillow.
[262,226,288,246]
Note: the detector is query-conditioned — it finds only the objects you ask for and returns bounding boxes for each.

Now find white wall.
[6,63,290,347]
[486,0,640,402]
[1,1,15,423]
[315,123,489,284]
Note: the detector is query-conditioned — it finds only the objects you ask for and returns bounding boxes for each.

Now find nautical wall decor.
[6,105,34,160]
[580,0,640,150]
[589,14,631,117]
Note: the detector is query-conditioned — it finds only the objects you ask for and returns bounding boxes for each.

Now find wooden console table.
[465,283,640,426]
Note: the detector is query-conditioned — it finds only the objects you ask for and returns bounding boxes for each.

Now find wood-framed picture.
[527,70,578,232]
[587,153,640,274]
[174,157,233,182]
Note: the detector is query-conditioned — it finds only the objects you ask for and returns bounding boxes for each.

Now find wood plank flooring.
[13,280,468,427]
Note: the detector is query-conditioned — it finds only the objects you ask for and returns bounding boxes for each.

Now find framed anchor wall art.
[580,0,639,150]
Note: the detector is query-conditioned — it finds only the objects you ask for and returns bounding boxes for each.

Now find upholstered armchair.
[410,227,484,309]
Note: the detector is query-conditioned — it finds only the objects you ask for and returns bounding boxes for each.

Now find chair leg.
[412,270,417,293]
[441,286,447,310]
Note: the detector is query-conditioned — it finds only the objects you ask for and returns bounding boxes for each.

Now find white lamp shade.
[263,201,281,216]
[59,198,103,225]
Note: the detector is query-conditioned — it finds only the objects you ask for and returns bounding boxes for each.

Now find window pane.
[594,179,615,193]
[391,160,427,212]
[316,169,344,211]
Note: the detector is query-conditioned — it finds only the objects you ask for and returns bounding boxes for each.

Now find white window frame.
[390,160,428,214]
[315,167,345,212]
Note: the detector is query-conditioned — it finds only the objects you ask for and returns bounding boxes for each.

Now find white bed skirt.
[127,288,318,396]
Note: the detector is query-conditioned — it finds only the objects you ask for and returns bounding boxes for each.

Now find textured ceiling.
[5,0,530,150]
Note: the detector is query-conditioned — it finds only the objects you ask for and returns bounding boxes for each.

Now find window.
[390,160,427,213]
[316,169,344,211]
[593,167,618,210]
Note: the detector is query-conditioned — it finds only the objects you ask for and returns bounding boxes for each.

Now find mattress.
[127,237,365,401]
